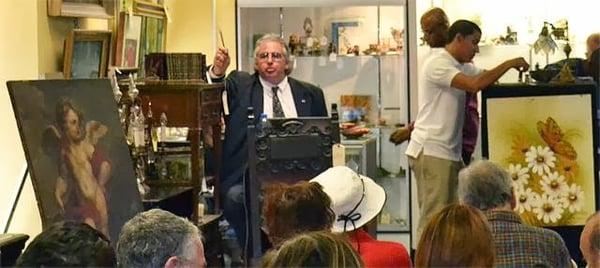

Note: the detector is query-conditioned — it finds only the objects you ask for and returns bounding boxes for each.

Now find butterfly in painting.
[536,117,577,160]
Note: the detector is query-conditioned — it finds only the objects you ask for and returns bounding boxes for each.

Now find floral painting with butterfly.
[486,94,596,227]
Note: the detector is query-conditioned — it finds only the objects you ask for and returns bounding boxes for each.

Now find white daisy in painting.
[508,163,530,190]
[540,171,567,197]
[514,187,540,214]
[525,146,556,176]
[533,193,564,224]
[563,184,584,213]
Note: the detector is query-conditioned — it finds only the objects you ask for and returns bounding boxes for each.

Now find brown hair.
[263,231,363,268]
[262,181,335,247]
[415,203,494,267]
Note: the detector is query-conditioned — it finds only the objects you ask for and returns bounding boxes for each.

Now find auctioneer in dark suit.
[214,70,327,249]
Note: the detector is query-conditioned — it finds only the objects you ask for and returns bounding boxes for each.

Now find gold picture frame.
[63,30,112,79]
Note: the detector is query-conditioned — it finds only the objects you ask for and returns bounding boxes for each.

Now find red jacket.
[349,229,412,268]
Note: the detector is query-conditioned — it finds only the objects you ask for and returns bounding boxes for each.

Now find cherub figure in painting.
[43,97,111,237]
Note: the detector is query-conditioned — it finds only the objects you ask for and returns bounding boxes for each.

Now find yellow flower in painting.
[563,184,584,213]
[525,146,556,176]
[533,193,564,224]
[540,171,567,197]
[511,134,532,161]
[555,155,579,180]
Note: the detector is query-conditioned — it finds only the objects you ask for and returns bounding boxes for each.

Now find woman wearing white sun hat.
[310,166,412,267]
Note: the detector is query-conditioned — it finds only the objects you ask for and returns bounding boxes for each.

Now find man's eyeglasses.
[257,52,284,61]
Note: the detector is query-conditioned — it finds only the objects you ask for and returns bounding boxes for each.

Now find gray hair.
[116,209,201,268]
[253,33,294,75]
[458,160,512,211]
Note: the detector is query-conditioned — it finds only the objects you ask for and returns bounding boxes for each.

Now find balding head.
[420,7,449,48]
[587,33,600,59]
[581,211,600,268]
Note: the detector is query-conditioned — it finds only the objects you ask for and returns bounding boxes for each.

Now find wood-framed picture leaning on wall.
[63,30,112,79]
[6,79,143,240]
[115,12,142,68]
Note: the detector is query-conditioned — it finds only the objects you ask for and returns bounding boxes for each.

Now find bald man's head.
[587,33,600,59]
[420,7,449,48]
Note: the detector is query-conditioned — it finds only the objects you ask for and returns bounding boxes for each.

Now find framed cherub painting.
[7,79,142,240]
[482,83,598,227]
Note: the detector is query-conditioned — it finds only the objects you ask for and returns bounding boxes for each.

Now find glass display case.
[237,0,412,233]
[342,136,377,179]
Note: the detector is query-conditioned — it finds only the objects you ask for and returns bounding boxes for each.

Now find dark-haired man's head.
[16,221,115,267]
[446,20,482,63]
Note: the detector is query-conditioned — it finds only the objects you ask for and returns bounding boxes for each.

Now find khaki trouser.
[408,152,463,245]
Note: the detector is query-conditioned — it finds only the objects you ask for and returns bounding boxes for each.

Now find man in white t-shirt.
[406,20,529,240]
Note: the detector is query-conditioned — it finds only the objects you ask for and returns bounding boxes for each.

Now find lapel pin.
[301,99,306,103]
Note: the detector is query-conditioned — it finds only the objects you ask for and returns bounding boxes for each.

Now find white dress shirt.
[259,76,298,118]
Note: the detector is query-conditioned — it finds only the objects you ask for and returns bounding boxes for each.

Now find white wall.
[0,0,42,235]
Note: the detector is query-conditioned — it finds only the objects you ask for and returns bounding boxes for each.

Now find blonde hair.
[263,231,363,268]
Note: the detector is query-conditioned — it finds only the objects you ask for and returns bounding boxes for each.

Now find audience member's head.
[416,203,494,267]
[420,7,449,48]
[310,166,386,233]
[581,211,600,268]
[586,33,600,59]
[263,181,335,246]
[16,221,115,267]
[586,33,600,83]
[263,231,363,268]
[116,209,205,268]
[458,160,513,211]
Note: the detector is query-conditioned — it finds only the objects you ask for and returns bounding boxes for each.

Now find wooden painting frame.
[6,79,143,240]
[48,0,115,19]
[115,12,143,68]
[482,83,599,228]
[63,30,112,79]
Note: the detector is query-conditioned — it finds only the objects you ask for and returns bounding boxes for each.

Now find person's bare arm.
[451,57,529,93]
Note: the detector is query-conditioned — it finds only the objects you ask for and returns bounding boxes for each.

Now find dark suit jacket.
[217,71,327,193]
